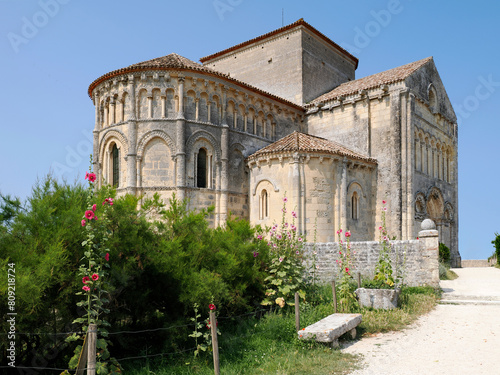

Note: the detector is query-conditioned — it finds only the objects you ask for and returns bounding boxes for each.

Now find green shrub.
[439,242,451,264]
[492,233,500,265]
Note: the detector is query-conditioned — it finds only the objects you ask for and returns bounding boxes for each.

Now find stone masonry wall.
[303,228,439,287]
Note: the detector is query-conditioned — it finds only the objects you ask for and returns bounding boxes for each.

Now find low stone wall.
[461,260,490,268]
[303,227,439,287]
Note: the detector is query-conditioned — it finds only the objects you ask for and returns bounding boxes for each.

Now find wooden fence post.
[332,280,337,313]
[295,292,300,331]
[210,310,220,375]
[357,272,361,289]
[87,323,97,375]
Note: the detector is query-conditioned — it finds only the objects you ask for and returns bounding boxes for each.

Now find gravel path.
[342,267,500,375]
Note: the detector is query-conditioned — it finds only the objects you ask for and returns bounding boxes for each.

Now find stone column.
[93,92,101,186]
[176,77,186,201]
[161,95,166,118]
[340,157,348,231]
[127,76,137,195]
[292,152,301,233]
[109,97,115,125]
[418,219,439,287]
[220,88,229,226]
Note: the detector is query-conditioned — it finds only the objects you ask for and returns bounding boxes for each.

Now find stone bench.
[298,313,362,348]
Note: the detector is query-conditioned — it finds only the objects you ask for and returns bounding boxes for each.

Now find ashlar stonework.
[88,19,460,267]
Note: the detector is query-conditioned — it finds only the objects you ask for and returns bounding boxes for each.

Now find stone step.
[298,313,362,348]
[440,299,500,306]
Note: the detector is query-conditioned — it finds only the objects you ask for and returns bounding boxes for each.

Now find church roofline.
[87,53,304,111]
[246,131,377,164]
[308,57,433,106]
[199,18,359,69]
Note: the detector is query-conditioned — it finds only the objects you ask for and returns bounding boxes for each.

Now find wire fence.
[0,308,271,373]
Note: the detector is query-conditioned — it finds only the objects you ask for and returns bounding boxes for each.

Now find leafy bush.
[492,232,500,265]
[0,177,272,370]
[439,242,451,264]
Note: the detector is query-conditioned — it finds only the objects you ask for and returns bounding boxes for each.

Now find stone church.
[88,19,460,266]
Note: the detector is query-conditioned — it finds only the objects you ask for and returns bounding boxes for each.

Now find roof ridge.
[247,131,376,163]
[309,56,433,106]
[199,18,358,67]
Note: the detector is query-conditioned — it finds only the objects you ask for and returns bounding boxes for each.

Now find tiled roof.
[200,19,358,68]
[247,131,377,163]
[310,57,433,106]
[87,53,304,110]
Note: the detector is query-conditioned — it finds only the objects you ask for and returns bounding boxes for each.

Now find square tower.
[200,19,358,105]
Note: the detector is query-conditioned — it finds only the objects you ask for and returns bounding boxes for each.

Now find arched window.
[112,144,120,187]
[260,189,269,219]
[351,191,358,220]
[197,148,207,188]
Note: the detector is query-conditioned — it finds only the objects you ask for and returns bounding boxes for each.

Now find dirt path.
[342,268,500,375]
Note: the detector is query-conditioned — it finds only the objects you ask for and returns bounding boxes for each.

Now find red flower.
[105,253,110,261]
[345,267,350,273]
[92,273,99,281]
[382,200,387,204]
[82,276,90,284]
[85,210,95,220]
[209,303,216,311]
[82,286,90,292]
[92,204,97,212]
[81,220,86,227]
[345,231,351,238]
[86,173,97,182]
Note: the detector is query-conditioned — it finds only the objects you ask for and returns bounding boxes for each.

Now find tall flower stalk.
[260,196,306,308]
[336,229,357,312]
[373,200,395,287]
[65,160,121,374]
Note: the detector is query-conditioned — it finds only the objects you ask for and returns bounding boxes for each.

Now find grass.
[439,262,459,280]
[124,285,438,375]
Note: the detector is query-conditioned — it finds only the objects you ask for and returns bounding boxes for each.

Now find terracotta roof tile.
[200,19,358,68]
[247,131,377,163]
[87,53,304,110]
[309,57,433,105]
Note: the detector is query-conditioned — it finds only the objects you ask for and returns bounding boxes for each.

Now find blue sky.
[0,0,499,260]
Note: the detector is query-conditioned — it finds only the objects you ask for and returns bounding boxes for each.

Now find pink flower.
[345,231,351,238]
[291,225,296,231]
[316,265,320,269]
[257,235,263,240]
[108,198,113,206]
[91,273,99,281]
[382,200,387,204]
[85,210,94,220]
[283,197,288,202]
[81,220,86,227]
[279,257,284,262]
[383,236,388,241]
[282,208,287,213]
[273,243,277,248]
[379,226,383,231]
[339,251,342,255]
[209,303,216,311]
[292,211,297,218]
[336,229,342,235]
[105,253,110,261]
[296,250,300,255]
[92,204,97,211]
[284,222,288,227]
[253,251,259,257]
[345,267,350,273]
[382,207,387,211]
[298,237,303,242]
[277,234,282,240]
[85,172,97,182]
[82,276,90,284]
[82,286,90,292]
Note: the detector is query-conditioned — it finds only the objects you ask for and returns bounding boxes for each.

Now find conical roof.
[247,131,376,163]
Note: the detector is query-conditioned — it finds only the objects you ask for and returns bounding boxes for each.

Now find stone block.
[298,313,362,345]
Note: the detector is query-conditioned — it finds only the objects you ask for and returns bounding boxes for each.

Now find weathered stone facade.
[88,19,460,267]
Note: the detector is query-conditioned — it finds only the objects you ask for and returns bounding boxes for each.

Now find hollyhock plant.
[373,200,395,288]
[336,228,357,312]
[260,194,307,309]
[68,162,122,374]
